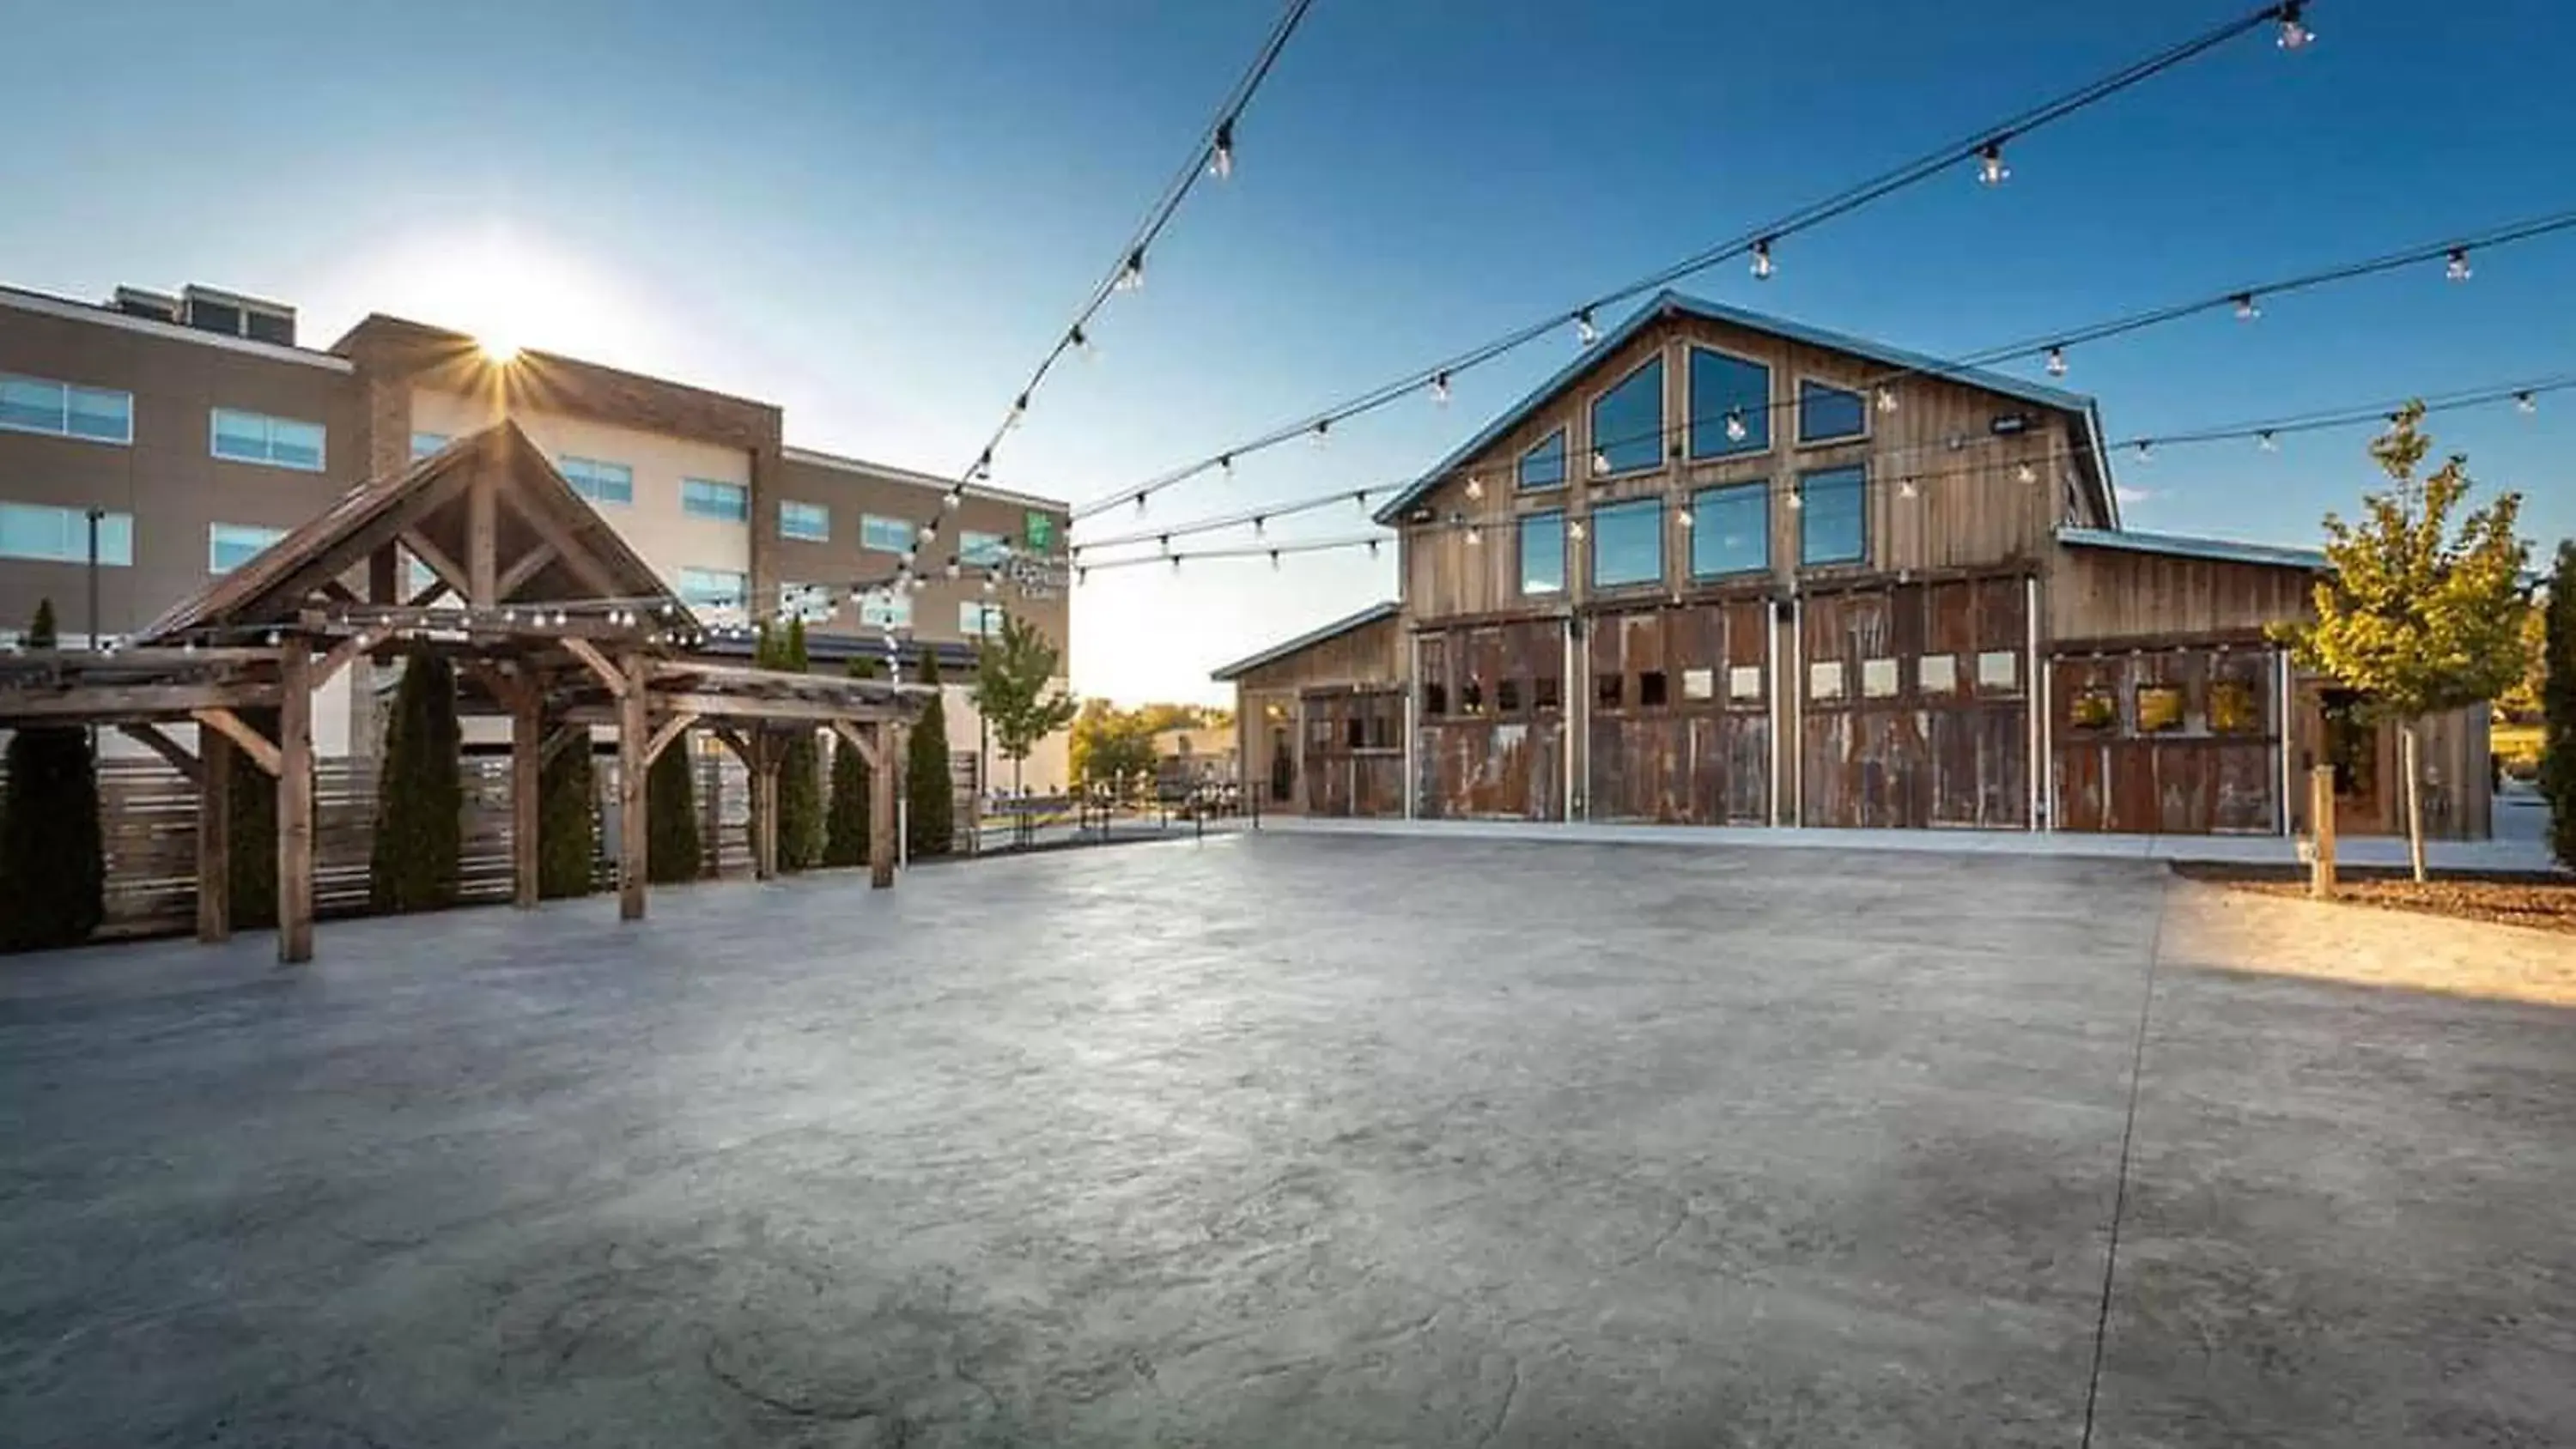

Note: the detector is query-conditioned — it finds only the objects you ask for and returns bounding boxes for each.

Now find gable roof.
[142,420,690,641]
[2056,525,2328,573]
[1372,290,2113,526]
[1210,602,1399,682]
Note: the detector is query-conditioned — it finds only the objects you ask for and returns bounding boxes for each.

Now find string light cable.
[1068,0,2320,524]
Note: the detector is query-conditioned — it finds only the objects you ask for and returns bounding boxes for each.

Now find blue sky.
[3,0,2570,704]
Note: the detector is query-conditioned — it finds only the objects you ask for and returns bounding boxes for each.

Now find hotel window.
[1796,379,1867,444]
[960,601,1006,637]
[1,374,133,444]
[1688,348,1770,459]
[208,522,288,574]
[0,503,132,566]
[682,478,749,523]
[860,513,914,553]
[961,530,1010,567]
[1589,356,1665,476]
[677,567,746,610]
[558,456,634,506]
[410,432,451,461]
[1689,481,1768,578]
[1797,464,1866,567]
[1518,427,1567,492]
[857,588,913,629]
[1518,510,1564,596]
[1589,497,1662,589]
[780,582,835,623]
[778,500,830,542]
[210,408,325,470]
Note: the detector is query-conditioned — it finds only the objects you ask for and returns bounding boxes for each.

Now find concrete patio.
[3,833,2570,1446]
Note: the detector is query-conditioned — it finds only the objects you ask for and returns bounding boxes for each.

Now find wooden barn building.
[1212,293,2493,840]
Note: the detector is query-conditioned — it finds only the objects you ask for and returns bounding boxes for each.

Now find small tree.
[907,648,955,858]
[1,600,105,951]
[538,725,597,899]
[647,732,702,883]
[2270,403,2530,881]
[2541,543,2576,869]
[776,618,823,870]
[368,646,464,913]
[1071,698,1158,800]
[970,612,1078,800]
[823,658,882,868]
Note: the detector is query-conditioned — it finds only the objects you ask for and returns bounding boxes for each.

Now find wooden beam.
[644,710,701,767]
[313,625,398,692]
[0,682,279,725]
[466,473,499,607]
[512,687,543,909]
[829,718,881,771]
[116,723,201,784]
[541,724,587,768]
[192,707,283,778]
[871,721,901,888]
[399,528,471,598]
[276,639,315,963]
[314,578,362,607]
[561,636,629,698]
[368,544,399,607]
[495,486,624,599]
[405,578,452,609]
[494,543,559,602]
[708,725,754,770]
[645,692,901,727]
[197,731,232,943]
[617,652,649,921]
[751,742,780,882]
[459,658,532,715]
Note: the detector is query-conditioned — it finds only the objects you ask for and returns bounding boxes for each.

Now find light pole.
[84,506,103,649]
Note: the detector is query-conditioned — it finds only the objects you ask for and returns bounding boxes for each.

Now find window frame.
[777,500,831,543]
[1585,353,1668,480]
[1516,427,1568,493]
[960,530,1010,567]
[677,567,748,610]
[557,455,635,506]
[209,407,325,472]
[1795,464,1868,568]
[1794,375,1870,446]
[857,587,914,630]
[860,513,914,554]
[680,476,750,524]
[1687,480,1771,580]
[1587,496,1664,591]
[958,600,1006,638]
[1685,344,1774,462]
[207,521,289,575]
[0,501,134,566]
[1517,509,1565,597]
[0,373,135,446]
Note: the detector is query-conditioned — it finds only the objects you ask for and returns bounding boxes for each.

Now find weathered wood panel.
[1585,599,1770,823]
[1800,577,2027,828]
[2049,548,2318,646]
[2284,685,2490,840]
[1417,619,1564,820]
[2050,647,2281,834]
[1300,687,1405,818]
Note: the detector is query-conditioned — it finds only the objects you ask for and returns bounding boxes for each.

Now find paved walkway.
[3,835,2569,1446]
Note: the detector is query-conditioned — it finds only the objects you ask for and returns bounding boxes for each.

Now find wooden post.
[2308,764,2337,900]
[748,732,778,881]
[618,653,648,920]
[870,721,899,888]
[197,731,232,943]
[512,684,543,908]
[276,640,315,963]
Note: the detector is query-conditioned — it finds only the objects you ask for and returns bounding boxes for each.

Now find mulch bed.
[2172,863,2576,937]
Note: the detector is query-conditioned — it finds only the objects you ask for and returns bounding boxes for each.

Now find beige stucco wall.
[412,389,752,604]
[939,677,1073,797]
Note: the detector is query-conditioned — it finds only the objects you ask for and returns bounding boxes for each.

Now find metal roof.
[2056,525,2327,572]
[1210,601,1400,682]
[1373,290,2108,526]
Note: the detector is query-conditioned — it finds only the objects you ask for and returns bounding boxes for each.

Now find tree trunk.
[2402,721,2427,883]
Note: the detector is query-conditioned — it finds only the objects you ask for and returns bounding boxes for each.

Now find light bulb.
[2257,430,2280,452]
[1431,371,1452,405]
[2277,3,2314,49]
[1254,515,1267,537]
[1366,538,1380,558]
[1115,247,1145,292]
[1158,533,1172,553]
[1170,554,1183,571]
[1465,525,1481,546]
[1576,309,1598,347]
[1211,118,1235,180]
[1007,393,1028,429]
[1724,409,1748,443]
[2045,346,2068,377]
[1133,491,1147,513]
[1218,453,1234,477]
[1751,238,1774,281]
[1977,141,2009,187]
[1311,419,1329,448]
[1076,567,1089,585]
[1463,477,1483,501]
[1785,489,1803,512]
[1875,386,1899,415]
[970,452,990,482]
[1569,519,1586,541]
[2136,441,2154,463]
[1590,450,1610,477]
[1899,477,1919,500]
[944,560,961,579]
[981,576,996,594]
[1674,508,1693,528]
[2016,462,2038,485]
[1352,489,1369,510]
[1268,549,1280,570]
[2446,247,2472,282]
[2233,293,2261,322]
[501,609,516,624]
[1070,324,1093,359]
[945,488,963,511]
[920,521,939,543]
[2515,391,2537,415]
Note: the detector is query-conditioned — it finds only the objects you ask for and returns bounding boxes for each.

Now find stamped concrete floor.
[3,834,2570,1447]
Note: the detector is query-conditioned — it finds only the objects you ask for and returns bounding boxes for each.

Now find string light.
[1569,519,1587,541]
[944,488,964,511]
[1115,247,1146,292]
[1466,524,1482,546]
[1352,489,1370,511]
[1724,409,1748,443]
[2136,440,2154,463]
[1218,453,1234,478]
[1590,450,1610,478]
[2045,346,2068,378]
[2233,292,2261,322]
[2276,1,2314,50]
[1366,539,1379,558]
[1268,549,1280,570]
[2257,429,2279,452]
[2518,391,2539,415]
[1070,324,1094,359]
[1875,386,1899,415]
[1253,515,1267,537]
[1674,508,1693,528]
[1007,393,1029,429]
[2446,247,2472,282]
[970,452,992,482]
[1899,477,1919,499]
[1463,477,1484,501]
[1576,309,1599,347]
[1310,419,1330,447]
[1751,238,1775,281]
[1785,488,1803,512]
[1977,141,2010,187]
[2016,462,2038,484]
[1211,118,1235,180]
[1432,371,1452,405]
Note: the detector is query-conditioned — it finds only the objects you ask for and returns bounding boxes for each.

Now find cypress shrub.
[823,658,882,867]
[1,600,105,951]
[538,727,597,899]
[777,618,823,870]
[2543,542,2576,868]
[368,646,464,912]
[906,648,955,858]
[647,732,701,883]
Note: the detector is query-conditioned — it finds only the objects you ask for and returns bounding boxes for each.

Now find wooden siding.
[1227,612,1404,815]
[1399,308,2082,624]
[2284,689,2491,840]
[1799,577,2029,828]
[1417,620,1564,820]
[2049,547,2318,645]
[1300,686,1405,817]
[2051,646,2282,834]
[1585,599,1771,824]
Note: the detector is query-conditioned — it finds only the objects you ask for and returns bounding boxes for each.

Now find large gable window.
[1517,428,1566,492]
[1589,497,1662,589]
[1690,482,1769,578]
[1518,511,1564,596]
[1588,356,1665,476]
[1797,379,1867,444]
[1688,348,1770,459]
[1797,464,1867,567]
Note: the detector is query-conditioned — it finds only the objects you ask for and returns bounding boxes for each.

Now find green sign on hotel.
[1024,509,1059,554]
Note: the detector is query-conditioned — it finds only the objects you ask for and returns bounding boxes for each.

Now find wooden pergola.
[0,421,922,962]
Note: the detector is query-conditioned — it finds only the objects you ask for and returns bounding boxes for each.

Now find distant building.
[1154,723,1237,791]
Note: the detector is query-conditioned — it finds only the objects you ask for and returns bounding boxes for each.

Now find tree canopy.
[969,611,1078,787]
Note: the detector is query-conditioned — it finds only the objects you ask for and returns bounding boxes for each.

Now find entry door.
[2318,688,2385,836]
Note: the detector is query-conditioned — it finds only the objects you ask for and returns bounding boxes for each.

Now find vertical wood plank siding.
[1415,620,1566,820]
[1585,599,1771,823]
[1798,577,2029,828]
[2050,646,2282,834]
